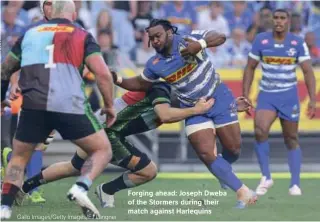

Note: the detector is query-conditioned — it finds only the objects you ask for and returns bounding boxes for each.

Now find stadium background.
[1,0,319,172]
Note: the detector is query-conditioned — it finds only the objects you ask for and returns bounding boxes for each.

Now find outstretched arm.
[112,71,153,92]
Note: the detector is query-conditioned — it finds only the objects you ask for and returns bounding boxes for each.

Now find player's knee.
[197,150,217,165]
[71,152,85,171]
[255,125,269,142]
[145,161,158,181]
[283,134,299,150]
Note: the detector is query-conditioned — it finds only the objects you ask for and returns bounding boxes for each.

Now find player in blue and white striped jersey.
[243,9,316,196]
[112,19,257,208]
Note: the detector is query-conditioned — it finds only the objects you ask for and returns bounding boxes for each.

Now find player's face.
[273,11,289,33]
[43,0,52,20]
[147,25,170,53]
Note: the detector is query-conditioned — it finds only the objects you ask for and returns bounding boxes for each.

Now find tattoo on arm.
[1,55,21,81]
[6,165,24,182]
[81,156,93,175]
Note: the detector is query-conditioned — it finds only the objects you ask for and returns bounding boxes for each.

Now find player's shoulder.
[145,55,161,70]
[255,32,272,41]
[287,33,305,45]
[148,82,171,96]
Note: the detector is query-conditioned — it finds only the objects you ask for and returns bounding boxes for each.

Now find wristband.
[198,39,207,49]
[116,76,123,85]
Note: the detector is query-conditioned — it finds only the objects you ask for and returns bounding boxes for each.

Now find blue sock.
[222,149,240,164]
[7,151,12,162]
[76,176,92,191]
[255,141,271,179]
[26,151,43,193]
[209,156,243,192]
[288,148,301,187]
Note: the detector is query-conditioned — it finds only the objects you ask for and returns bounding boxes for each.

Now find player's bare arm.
[1,55,21,82]
[112,71,153,92]
[180,31,227,57]
[300,60,317,119]
[1,55,21,101]
[242,57,259,99]
[154,98,214,123]
[86,54,116,127]
[9,72,21,100]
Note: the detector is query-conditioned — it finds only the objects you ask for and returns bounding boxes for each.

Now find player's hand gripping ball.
[179,37,204,64]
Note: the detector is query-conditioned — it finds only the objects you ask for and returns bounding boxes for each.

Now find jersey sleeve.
[297,40,311,63]
[248,35,261,61]
[9,35,24,61]
[189,30,209,40]
[141,58,160,82]
[84,32,101,60]
[149,85,171,107]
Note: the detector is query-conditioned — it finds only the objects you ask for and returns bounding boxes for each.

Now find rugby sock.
[255,140,271,180]
[7,151,12,163]
[76,176,92,191]
[288,148,301,187]
[26,151,43,193]
[102,172,136,195]
[22,172,46,193]
[222,149,240,164]
[1,183,20,207]
[209,156,243,192]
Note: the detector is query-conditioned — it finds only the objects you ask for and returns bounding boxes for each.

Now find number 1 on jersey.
[45,44,56,68]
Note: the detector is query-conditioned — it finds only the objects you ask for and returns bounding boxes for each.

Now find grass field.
[9,172,320,221]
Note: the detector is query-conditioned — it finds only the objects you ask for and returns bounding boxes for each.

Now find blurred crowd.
[2,0,320,70]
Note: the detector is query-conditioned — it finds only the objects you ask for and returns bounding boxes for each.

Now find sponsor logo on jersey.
[165,63,197,83]
[262,56,296,65]
[152,58,160,65]
[262,39,269,44]
[291,40,298,45]
[37,26,74,33]
[287,48,297,56]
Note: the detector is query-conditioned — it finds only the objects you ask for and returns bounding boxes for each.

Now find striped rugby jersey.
[249,32,311,93]
[10,18,100,114]
[142,30,221,106]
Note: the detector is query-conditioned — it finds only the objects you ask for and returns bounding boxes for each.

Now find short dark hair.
[273,8,290,18]
[145,19,178,34]
[260,6,272,13]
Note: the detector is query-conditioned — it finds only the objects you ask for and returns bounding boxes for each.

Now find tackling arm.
[154,98,214,123]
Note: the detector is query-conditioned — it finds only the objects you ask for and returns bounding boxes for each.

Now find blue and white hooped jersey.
[141,30,221,106]
[249,32,311,93]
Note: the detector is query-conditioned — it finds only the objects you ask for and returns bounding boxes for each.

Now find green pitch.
[9,173,320,221]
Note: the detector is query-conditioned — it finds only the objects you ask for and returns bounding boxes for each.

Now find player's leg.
[277,87,302,195]
[96,131,157,207]
[185,116,257,208]
[254,91,278,195]
[1,109,52,220]
[280,118,302,195]
[53,111,112,219]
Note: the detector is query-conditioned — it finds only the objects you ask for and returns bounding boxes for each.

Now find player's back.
[14,18,97,114]
[250,32,309,93]
[109,83,171,136]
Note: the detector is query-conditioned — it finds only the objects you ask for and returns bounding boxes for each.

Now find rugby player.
[1,0,54,204]
[15,83,251,209]
[243,9,316,196]
[1,0,115,219]
[111,19,257,208]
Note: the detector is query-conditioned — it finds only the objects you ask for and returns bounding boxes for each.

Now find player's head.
[51,0,77,22]
[40,0,52,21]
[146,19,178,54]
[272,9,290,33]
